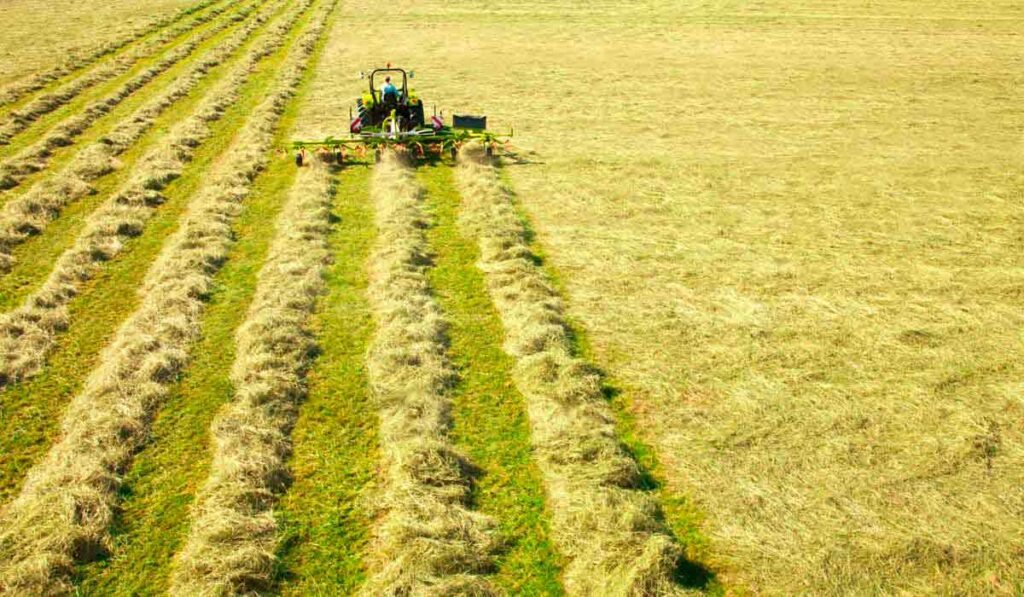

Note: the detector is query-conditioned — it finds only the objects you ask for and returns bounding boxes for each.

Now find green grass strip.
[273,164,378,594]
[0,1,312,504]
[418,163,565,594]
[0,0,284,309]
[494,165,723,593]
[72,3,333,591]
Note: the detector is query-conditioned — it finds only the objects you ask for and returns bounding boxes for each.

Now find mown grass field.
[0,0,1020,594]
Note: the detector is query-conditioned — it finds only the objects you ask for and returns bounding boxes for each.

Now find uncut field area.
[0,0,1021,595]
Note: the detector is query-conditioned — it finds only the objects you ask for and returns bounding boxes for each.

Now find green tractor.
[292,66,510,166]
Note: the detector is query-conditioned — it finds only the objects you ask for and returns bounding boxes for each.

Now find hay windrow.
[455,147,689,596]
[360,152,500,596]
[0,3,333,593]
[0,0,304,389]
[169,161,331,595]
[0,0,231,110]
[0,0,245,148]
[0,0,266,192]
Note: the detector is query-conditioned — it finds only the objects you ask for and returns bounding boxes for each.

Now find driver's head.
[385,76,391,83]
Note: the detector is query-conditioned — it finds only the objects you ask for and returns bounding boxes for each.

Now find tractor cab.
[354,67,425,134]
[291,65,511,166]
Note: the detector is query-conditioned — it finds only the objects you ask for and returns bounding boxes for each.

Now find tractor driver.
[381,76,399,103]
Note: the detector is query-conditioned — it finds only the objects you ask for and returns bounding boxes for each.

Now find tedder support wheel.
[485,145,494,157]
[295,151,303,167]
[335,150,343,165]
[374,148,382,163]
[450,147,458,160]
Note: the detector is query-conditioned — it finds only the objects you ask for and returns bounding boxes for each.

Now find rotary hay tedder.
[292,66,512,166]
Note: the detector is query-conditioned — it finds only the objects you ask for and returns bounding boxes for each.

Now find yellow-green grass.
[0,0,315,502]
[418,163,564,594]
[0,1,286,309]
[73,4,333,589]
[0,0,258,164]
[0,0,210,90]
[306,0,1024,592]
[273,165,378,595]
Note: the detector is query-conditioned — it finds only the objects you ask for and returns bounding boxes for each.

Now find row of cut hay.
[0,0,265,191]
[169,161,332,595]
[0,0,245,148]
[360,151,500,595]
[0,0,306,389]
[0,0,230,110]
[0,0,281,276]
[0,1,332,593]
[455,147,690,596]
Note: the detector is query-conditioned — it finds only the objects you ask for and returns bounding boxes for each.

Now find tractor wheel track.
[0,1,330,592]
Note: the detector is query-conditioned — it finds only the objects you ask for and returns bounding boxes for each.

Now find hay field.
[0,0,1020,594]
[0,0,210,88]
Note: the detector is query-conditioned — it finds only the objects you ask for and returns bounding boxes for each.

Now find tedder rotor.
[291,65,511,166]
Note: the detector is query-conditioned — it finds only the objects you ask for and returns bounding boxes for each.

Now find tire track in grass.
[0,4,333,591]
[0,0,244,148]
[0,0,305,388]
[74,17,332,586]
[0,0,264,192]
[454,148,713,595]
[0,0,311,506]
[359,151,499,595]
[273,165,378,595]
[0,0,229,111]
[169,160,332,594]
[0,0,291,302]
[418,162,565,594]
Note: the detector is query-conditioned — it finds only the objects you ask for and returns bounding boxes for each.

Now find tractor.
[291,66,510,166]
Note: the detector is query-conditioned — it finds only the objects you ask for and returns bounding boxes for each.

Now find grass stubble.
[0,0,333,592]
[359,151,500,594]
[0,0,241,148]
[0,0,263,191]
[169,160,331,594]
[0,0,304,388]
[0,0,227,109]
[456,147,694,595]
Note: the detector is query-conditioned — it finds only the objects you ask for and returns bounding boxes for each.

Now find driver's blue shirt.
[382,82,398,99]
